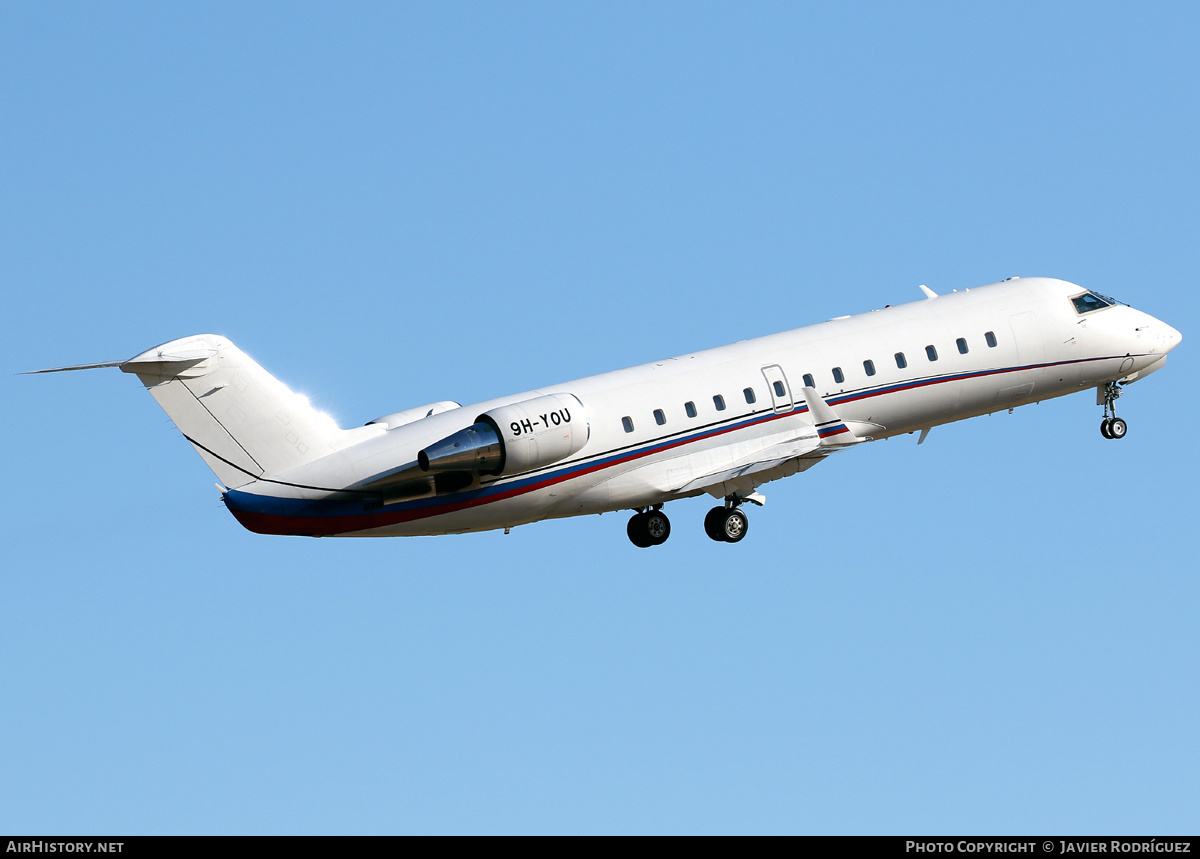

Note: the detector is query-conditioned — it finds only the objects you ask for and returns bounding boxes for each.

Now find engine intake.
[417,393,588,477]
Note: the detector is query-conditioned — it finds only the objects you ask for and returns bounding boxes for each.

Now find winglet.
[919,284,938,299]
[801,386,861,446]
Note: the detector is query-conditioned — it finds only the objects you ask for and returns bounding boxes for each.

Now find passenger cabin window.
[1072,291,1115,315]
[985,331,997,348]
[622,416,634,433]
[864,359,876,377]
[743,387,756,404]
[957,337,968,354]
[803,373,815,388]
[832,367,845,384]
[926,345,938,362]
[653,409,666,426]
[772,380,786,397]
[685,401,697,418]
[713,394,726,411]
[895,352,907,369]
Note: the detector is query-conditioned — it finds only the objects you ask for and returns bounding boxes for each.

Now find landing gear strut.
[704,499,750,543]
[627,506,671,548]
[1099,381,1128,440]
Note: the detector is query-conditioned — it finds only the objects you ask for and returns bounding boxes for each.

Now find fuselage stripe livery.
[223,350,1147,536]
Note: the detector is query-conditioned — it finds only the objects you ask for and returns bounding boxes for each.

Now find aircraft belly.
[334,496,543,537]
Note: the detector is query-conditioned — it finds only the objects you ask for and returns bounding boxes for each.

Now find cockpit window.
[1071,291,1115,315]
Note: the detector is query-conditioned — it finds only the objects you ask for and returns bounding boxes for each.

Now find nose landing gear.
[1099,381,1128,440]
[1100,416,1127,439]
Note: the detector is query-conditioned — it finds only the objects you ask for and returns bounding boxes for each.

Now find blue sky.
[2,2,1198,834]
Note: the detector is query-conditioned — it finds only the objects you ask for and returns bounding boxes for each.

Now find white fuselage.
[221,278,1180,538]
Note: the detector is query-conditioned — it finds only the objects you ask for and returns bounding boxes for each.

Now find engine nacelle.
[367,401,461,429]
[481,393,588,474]
[417,393,588,477]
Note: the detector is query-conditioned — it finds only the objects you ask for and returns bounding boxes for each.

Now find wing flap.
[678,435,821,494]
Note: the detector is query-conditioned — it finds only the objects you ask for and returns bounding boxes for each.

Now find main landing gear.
[626,495,759,547]
[704,505,749,543]
[1099,381,1128,440]
[627,507,671,548]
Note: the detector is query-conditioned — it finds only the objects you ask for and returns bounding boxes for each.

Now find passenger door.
[760,364,794,414]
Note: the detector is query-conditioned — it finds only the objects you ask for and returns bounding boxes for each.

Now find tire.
[644,511,671,545]
[627,513,653,548]
[1100,418,1113,439]
[721,508,749,543]
[1108,417,1127,439]
[704,507,728,541]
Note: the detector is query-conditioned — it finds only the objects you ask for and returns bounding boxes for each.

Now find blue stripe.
[226,353,1133,520]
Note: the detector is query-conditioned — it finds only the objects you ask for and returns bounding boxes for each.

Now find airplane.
[28,276,1181,546]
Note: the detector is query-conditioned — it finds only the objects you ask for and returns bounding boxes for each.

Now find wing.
[677,435,824,495]
[680,387,870,498]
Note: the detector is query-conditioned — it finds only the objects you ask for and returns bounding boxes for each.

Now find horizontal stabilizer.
[25,342,219,378]
[22,361,124,374]
[120,340,220,383]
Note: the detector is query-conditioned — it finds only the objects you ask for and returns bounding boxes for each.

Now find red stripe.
[230,355,1131,537]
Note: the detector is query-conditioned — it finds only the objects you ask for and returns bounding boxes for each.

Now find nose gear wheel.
[1099,381,1128,440]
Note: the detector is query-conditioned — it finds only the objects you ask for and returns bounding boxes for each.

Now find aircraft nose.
[1135,311,1182,354]
[1157,320,1183,352]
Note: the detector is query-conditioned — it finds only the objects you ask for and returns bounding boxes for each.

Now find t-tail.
[28,335,366,489]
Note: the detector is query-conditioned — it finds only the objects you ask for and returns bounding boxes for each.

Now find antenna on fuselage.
[918,284,938,299]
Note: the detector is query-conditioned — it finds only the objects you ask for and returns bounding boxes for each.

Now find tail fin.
[119,335,369,488]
